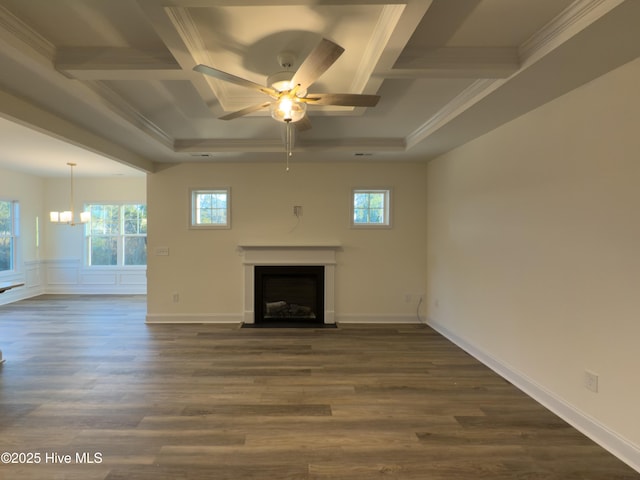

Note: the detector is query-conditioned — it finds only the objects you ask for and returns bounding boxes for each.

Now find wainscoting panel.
[44,259,147,294]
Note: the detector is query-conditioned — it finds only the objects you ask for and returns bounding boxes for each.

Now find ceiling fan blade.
[303,93,380,107]
[194,64,276,96]
[290,38,345,91]
[295,114,312,132]
[219,102,271,120]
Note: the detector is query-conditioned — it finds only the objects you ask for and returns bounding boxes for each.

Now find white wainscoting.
[0,260,44,305]
[44,259,146,294]
[1,259,146,304]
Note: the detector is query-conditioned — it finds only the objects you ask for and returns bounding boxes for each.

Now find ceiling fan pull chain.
[285,121,291,172]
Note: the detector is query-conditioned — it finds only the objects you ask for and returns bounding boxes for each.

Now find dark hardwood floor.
[0,295,637,479]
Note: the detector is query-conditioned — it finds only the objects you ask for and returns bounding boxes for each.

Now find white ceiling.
[0,0,639,178]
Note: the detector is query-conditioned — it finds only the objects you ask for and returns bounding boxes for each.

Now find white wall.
[427,57,640,467]
[147,161,427,322]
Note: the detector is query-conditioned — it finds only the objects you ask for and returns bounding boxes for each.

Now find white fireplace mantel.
[239,244,340,324]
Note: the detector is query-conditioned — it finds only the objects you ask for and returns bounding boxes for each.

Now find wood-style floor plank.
[0,294,638,479]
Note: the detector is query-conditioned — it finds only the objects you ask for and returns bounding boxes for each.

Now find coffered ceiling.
[0,0,639,177]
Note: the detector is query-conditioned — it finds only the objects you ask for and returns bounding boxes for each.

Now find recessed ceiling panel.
[179,4,390,112]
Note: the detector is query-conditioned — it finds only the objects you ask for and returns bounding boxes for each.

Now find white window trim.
[350,188,392,229]
[85,203,147,267]
[189,187,231,230]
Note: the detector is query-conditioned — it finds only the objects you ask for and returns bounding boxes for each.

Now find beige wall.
[147,161,427,321]
[427,57,640,456]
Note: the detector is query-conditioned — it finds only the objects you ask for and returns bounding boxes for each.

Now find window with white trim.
[86,204,147,266]
[190,188,230,229]
[0,200,19,272]
[351,189,391,227]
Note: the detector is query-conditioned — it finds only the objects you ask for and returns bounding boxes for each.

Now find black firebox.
[254,265,324,325]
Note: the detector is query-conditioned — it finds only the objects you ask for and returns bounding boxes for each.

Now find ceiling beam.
[0,89,156,173]
[174,137,405,153]
[55,47,186,80]
[382,47,520,79]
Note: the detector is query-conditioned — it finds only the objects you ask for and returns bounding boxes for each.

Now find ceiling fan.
[193,37,381,131]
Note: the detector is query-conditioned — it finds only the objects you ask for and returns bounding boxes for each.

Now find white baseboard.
[146,313,420,325]
[337,313,420,323]
[427,317,640,473]
[146,313,243,324]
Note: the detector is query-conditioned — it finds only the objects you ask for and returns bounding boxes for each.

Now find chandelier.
[49,162,90,226]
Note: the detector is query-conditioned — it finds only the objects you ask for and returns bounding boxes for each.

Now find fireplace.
[239,244,339,325]
[254,266,324,325]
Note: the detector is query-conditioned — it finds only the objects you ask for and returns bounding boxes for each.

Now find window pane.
[354,193,369,209]
[90,205,120,235]
[354,208,367,223]
[124,205,147,234]
[369,193,384,208]
[0,237,11,271]
[0,210,10,233]
[0,200,15,272]
[124,237,147,265]
[90,236,118,265]
[369,209,384,223]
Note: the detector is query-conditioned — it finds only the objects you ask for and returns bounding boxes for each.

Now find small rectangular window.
[190,188,230,229]
[352,189,391,228]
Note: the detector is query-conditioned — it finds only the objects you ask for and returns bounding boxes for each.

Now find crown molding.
[350,4,404,93]
[519,0,625,65]
[85,81,174,150]
[0,4,55,61]
[406,0,624,151]
[405,79,500,150]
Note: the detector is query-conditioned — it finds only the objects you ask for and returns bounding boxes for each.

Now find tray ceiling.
[0,0,639,176]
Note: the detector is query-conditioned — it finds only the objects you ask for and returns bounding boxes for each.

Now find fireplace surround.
[239,244,339,325]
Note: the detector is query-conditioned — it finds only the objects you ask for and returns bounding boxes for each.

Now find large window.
[190,188,230,229]
[351,189,391,227]
[86,204,147,266]
[0,200,19,272]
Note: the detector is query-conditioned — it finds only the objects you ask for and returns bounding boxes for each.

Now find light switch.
[155,246,169,256]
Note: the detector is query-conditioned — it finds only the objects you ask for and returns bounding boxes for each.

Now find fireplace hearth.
[254,266,324,325]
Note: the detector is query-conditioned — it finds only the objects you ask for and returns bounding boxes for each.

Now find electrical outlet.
[293,206,303,217]
[584,370,599,393]
[172,292,179,303]
[404,293,412,303]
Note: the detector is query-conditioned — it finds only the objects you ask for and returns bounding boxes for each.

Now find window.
[190,188,230,229]
[0,200,19,272]
[352,189,391,227]
[86,204,147,266]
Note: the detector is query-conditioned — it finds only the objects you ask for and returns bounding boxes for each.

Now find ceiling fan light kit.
[193,37,381,170]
